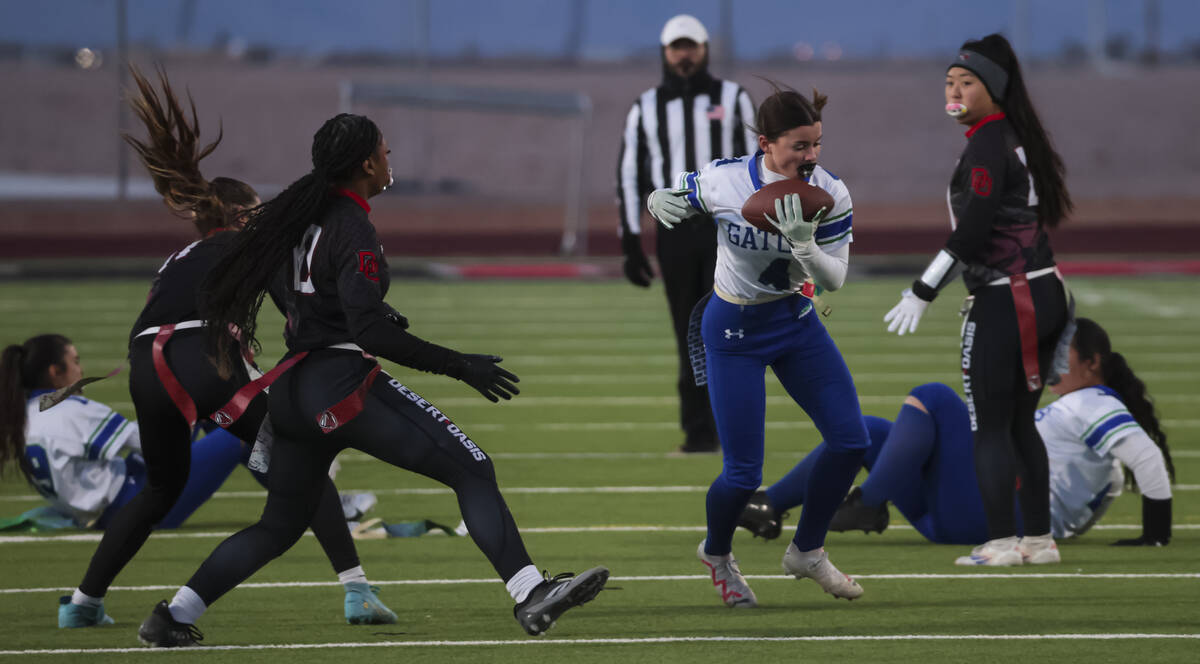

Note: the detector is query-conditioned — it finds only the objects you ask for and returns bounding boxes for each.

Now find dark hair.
[201,113,382,375]
[0,334,71,483]
[959,34,1072,228]
[123,65,259,236]
[749,79,827,141]
[1072,317,1174,487]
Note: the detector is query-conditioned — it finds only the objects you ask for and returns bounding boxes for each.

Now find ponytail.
[1072,318,1173,488]
[0,335,71,484]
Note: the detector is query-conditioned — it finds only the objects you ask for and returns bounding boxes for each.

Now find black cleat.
[828,487,889,534]
[737,490,787,540]
[514,567,609,636]
[137,600,203,648]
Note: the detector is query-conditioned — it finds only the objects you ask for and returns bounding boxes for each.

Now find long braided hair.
[0,335,71,483]
[123,64,258,236]
[1072,318,1174,487]
[200,114,382,375]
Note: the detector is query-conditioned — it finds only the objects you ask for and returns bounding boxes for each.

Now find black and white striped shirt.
[617,78,756,237]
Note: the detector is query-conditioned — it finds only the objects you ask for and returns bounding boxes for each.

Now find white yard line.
[2,633,1200,656]
[3,523,1198,545]
[4,572,1199,595]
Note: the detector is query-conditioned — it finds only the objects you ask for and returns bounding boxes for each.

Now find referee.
[616,14,755,453]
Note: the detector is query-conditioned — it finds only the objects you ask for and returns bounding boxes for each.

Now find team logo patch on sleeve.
[970,167,993,197]
[357,251,380,282]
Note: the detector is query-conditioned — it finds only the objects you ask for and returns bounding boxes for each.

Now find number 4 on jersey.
[293,225,322,293]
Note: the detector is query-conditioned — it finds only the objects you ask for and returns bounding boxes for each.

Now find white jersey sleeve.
[24,394,136,526]
[1039,386,1145,538]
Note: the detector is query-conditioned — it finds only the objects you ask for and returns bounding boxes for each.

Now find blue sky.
[3,0,1198,60]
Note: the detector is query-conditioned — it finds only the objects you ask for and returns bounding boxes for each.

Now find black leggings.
[78,331,359,597]
[184,349,532,607]
[962,276,1068,540]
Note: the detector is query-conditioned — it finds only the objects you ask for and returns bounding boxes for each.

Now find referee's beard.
[661,51,712,95]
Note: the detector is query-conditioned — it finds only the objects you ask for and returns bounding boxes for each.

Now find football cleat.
[1018,534,1061,565]
[696,540,758,608]
[514,567,609,636]
[137,600,203,648]
[828,486,890,534]
[57,595,115,628]
[737,490,787,540]
[344,583,398,625]
[782,542,863,600]
[954,536,1023,566]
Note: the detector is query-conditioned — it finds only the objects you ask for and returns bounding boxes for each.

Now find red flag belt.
[1009,273,1042,392]
[151,325,199,429]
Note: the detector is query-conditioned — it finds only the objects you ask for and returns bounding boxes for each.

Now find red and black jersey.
[271,193,392,351]
[272,190,459,375]
[945,113,1055,292]
[129,231,237,347]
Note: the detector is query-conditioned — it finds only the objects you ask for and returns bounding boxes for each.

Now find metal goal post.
[339,80,592,255]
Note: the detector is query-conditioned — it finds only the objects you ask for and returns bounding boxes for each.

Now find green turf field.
[1,277,1197,662]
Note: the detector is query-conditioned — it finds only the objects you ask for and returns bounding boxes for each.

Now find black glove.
[445,354,520,403]
[1112,496,1171,546]
[621,232,653,288]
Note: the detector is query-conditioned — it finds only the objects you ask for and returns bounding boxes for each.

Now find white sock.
[167,586,207,624]
[70,589,103,608]
[338,565,368,588]
[506,565,544,604]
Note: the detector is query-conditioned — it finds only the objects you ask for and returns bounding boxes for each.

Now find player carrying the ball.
[647,83,869,607]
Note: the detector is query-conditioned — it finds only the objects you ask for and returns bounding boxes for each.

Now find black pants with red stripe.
[183,349,533,607]
[656,216,719,449]
[78,331,359,597]
[961,277,1068,540]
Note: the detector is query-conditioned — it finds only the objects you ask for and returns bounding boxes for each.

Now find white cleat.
[696,540,758,608]
[1019,534,1061,564]
[955,536,1023,566]
[781,542,863,600]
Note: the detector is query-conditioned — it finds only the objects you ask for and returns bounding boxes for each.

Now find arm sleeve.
[78,401,136,462]
[332,219,396,339]
[1108,432,1172,500]
[944,138,1008,263]
[791,241,849,292]
[617,100,647,237]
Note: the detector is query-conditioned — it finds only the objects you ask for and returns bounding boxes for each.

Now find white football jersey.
[1037,386,1141,538]
[24,391,139,527]
[679,152,853,304]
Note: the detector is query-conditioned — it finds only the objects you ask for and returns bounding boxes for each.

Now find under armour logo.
[724,328,744,339]
[211,411,232,427]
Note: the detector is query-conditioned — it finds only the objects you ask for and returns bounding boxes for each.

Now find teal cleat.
[344,583,397,625]
[58,595,115,628]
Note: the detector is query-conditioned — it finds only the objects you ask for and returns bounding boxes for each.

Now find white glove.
[884,288,929,336]
[764,192,826,246]
[647,188,695,229]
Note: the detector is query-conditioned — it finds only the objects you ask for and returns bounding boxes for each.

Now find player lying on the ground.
[739,318,1174,559]
[1,334,247,531]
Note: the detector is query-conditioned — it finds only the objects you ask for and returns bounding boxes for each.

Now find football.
[740,179,835,234]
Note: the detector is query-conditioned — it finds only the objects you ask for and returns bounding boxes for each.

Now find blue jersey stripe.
[685,172,704,212]
[815,215,853,241]
[87,414,127,460]
[747,150,764,191]
[1084,413,1136,449]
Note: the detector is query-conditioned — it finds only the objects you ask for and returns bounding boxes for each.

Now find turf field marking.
[3,523,1198,545]
[4,634,1200,655]
[5,572,1200,595]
